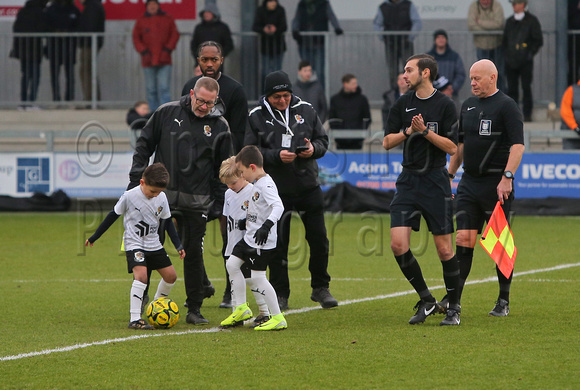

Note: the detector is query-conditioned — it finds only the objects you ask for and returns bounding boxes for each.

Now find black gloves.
[254,219,274,246]
[237,218,246,231]
[292,31,302,45]
[207,200,223,222]
[335,28,344,36]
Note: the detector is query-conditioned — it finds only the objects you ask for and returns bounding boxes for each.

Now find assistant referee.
[383,54,461,326]
[447,59,525,317]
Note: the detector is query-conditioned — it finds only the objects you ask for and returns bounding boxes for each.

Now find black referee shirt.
[386,90,458,172]
[458,90,524,176]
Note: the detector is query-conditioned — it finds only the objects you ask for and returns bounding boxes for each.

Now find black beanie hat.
[433,29,448,40]
[264,71,292,97]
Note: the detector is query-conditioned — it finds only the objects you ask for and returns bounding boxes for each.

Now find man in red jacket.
[132,0,179,111]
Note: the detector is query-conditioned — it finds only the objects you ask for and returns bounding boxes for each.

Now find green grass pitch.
[0,212,579,389]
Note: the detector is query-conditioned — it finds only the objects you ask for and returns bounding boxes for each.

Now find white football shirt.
[222,182,254,256]
[244,174,284,250]
[114,186,171,251]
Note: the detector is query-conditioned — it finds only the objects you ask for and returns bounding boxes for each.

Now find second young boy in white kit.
[219,156,271,328]
[220,145,288,331]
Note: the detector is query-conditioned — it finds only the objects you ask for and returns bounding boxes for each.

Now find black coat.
[11,0,47,62]
[190,21,234,58]
[502,12,543,69]
[329,87,371,130]
[126,108,151,130]
[246,95,328,197]
[252,0,287,56]
[78,0,105,50]
[130,95,233,212]
[44,1,81,62]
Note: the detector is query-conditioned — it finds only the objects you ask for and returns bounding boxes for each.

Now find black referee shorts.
[390,168,454,235]
[125,248,172,274]
[456,173,514,233]
[231,239,276,271]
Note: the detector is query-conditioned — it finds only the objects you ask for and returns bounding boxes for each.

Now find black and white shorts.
[231,239,276,271]
[125,248,172,274]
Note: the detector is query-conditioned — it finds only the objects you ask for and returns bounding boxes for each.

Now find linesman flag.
[479,201,517,278]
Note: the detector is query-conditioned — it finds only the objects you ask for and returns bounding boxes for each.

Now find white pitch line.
[0,328,221,362]
[2,262,579,362]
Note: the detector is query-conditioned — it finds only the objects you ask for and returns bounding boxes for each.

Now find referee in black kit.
[383,54,461,326]
[446,59,525,318]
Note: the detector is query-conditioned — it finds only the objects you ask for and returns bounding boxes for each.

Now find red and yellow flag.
[479,201,517,278]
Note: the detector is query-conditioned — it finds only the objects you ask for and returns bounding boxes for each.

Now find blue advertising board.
[318,152,580,199]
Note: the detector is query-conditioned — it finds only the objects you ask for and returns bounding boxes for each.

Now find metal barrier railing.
[0,30,560,110]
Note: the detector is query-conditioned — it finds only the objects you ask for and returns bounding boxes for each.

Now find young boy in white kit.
[220,146,287,331]
[218,156,271,328]
[85,163,185,330]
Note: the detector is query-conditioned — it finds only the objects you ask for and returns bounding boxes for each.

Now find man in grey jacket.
[292,60,327,123]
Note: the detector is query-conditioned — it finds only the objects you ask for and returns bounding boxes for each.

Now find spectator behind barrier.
[291,0,343,88]
[132,0,180,111]
[373,0,422,87]
[190,3,233,71]
[559,78,580,149]
[329,73,371,150]
[126,100,151,131]
[252,0,287,85]
[293,60,327,122]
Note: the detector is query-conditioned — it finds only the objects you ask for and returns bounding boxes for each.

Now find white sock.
[247,277,270,317]
[154,279,175,301]
[251,270,281,316]
[226,255,246,308]
[130,280,147,322]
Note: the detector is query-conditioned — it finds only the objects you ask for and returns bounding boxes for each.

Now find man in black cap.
[245,70,338,311]
[427,29,466,99]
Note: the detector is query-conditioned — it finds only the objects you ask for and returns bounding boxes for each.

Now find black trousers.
[271,186,331,298]
[505,61,534,119]
[20,59,41,102]
[178,210,208,308]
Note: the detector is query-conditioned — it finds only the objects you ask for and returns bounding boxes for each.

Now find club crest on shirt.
[203,125,212,137]
[134,251,145,263]
[479,119,492,136]
[426,122,439,134]
[242,200,249,210]
[294,114,304,124]
[252,192,260,202]
[155,206,163,216]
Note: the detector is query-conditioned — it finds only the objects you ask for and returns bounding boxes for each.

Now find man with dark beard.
[383,54,460,326]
